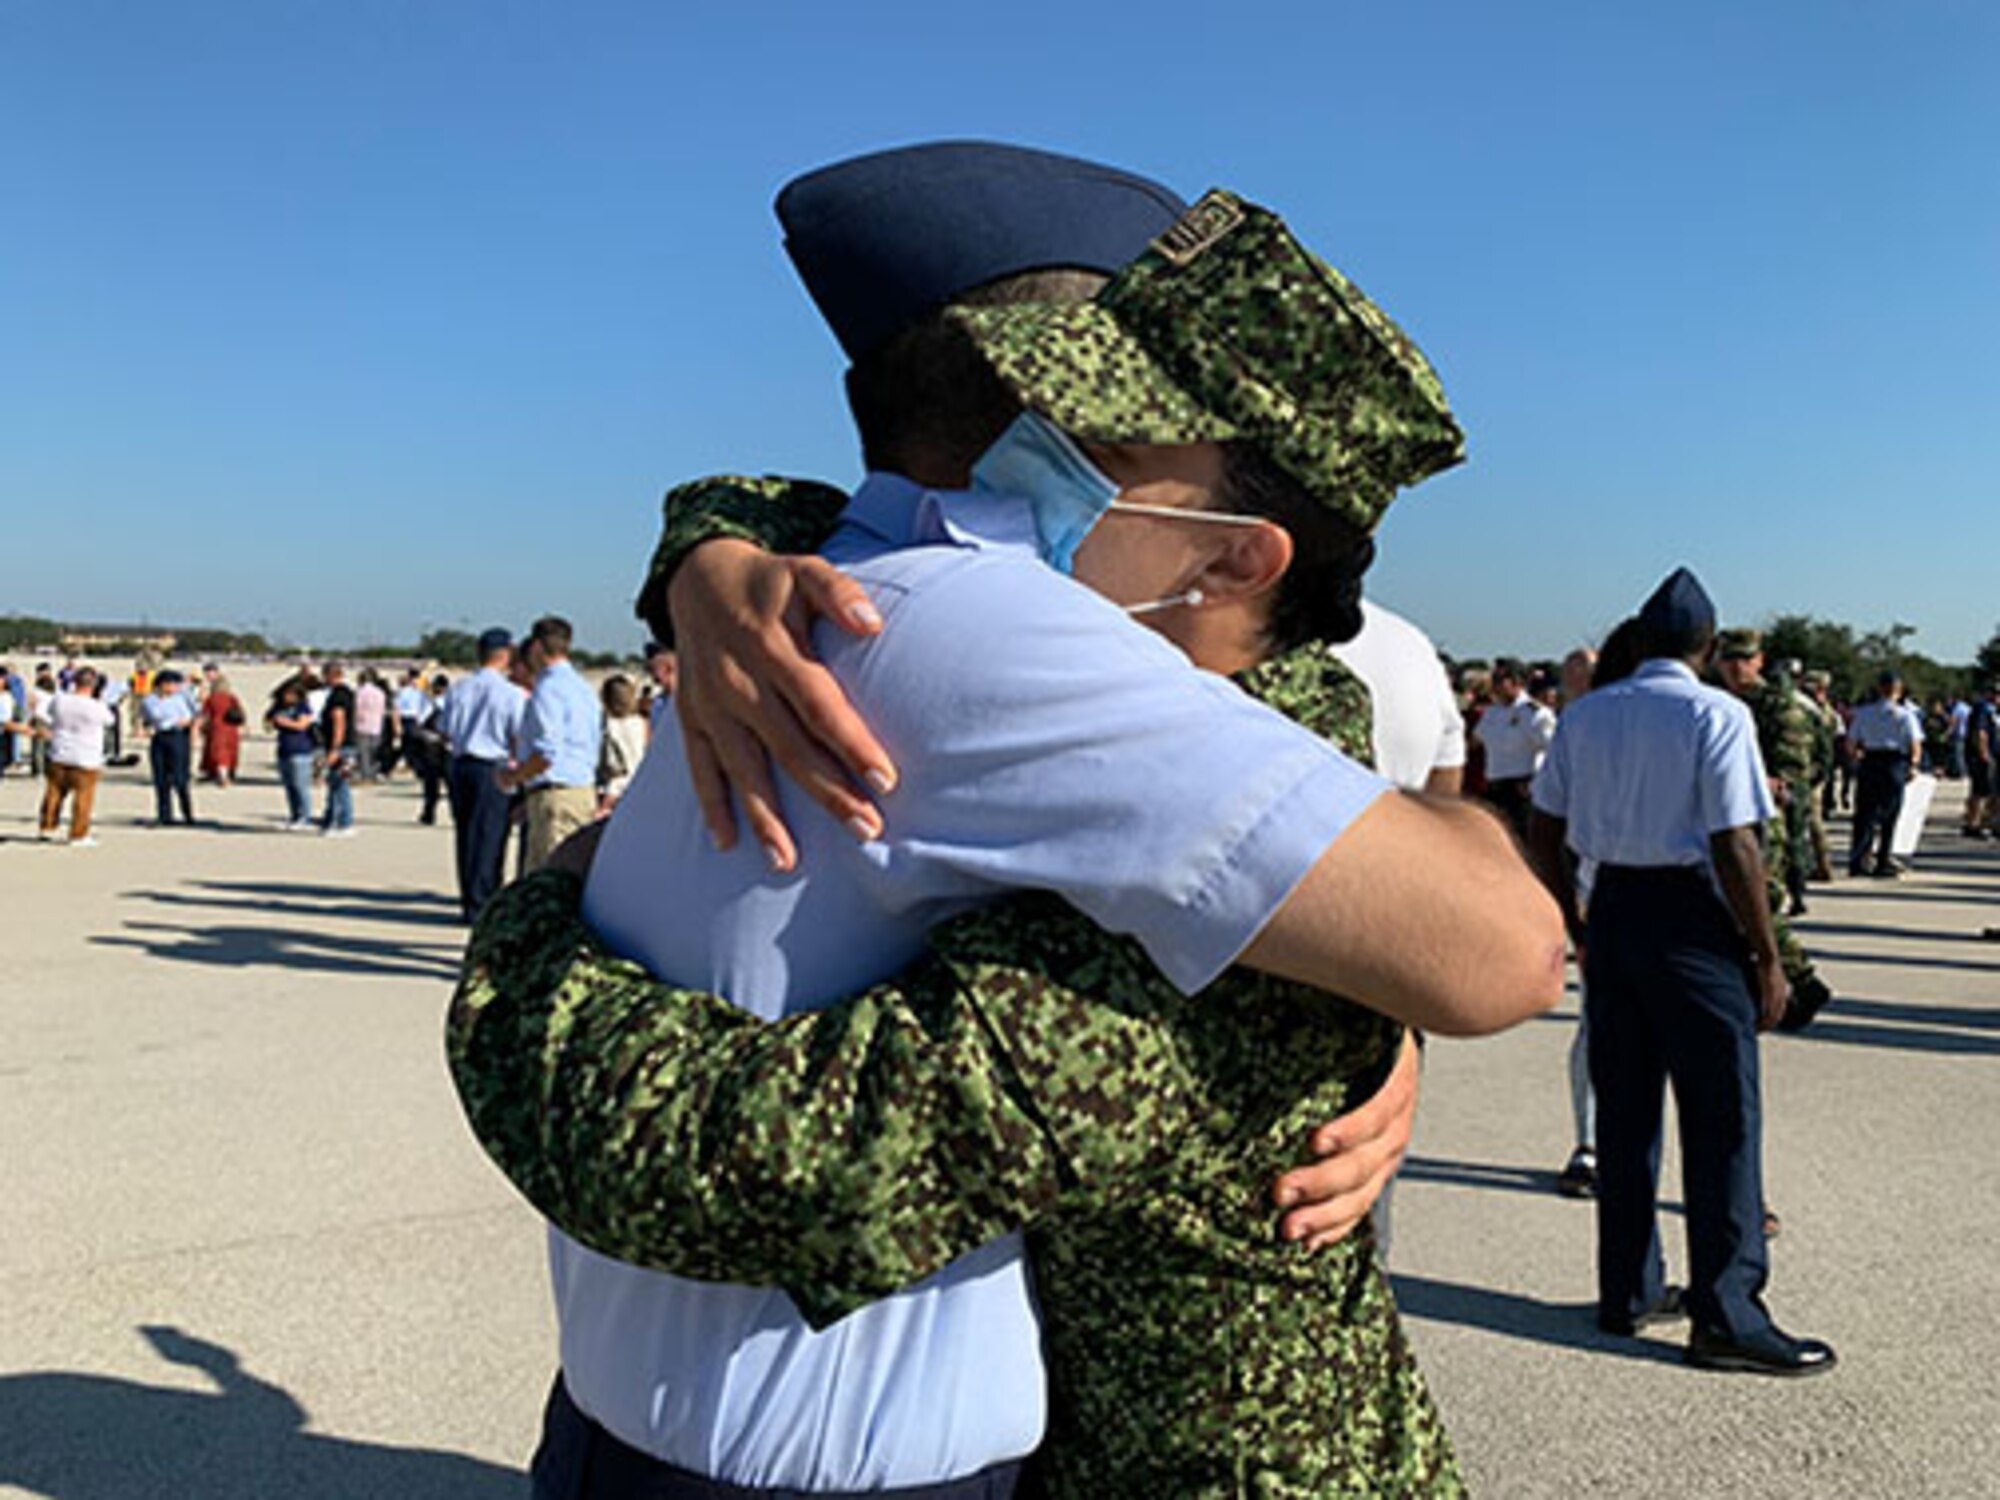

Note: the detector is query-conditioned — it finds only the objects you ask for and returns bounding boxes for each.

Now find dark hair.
[1213,442,1375,652]
[529,616,574,656]
[601,673,638,718]
[844,268,1107,480]
[1591,618,1645,689]
[1636,619,1714,664]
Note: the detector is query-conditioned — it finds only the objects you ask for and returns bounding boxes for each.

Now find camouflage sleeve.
[447,869,1246,1329]
[633,474,849,643]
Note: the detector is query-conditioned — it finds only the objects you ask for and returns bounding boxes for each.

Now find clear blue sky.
[4,1,1995,662]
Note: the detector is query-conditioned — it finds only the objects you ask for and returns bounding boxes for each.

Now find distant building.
[59,625,180,655]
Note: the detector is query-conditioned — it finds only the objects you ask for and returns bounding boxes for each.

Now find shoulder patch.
[1152,190,1245,266]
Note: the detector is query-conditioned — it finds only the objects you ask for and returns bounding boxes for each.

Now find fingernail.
[864,767,896,796]
[846,814,880,843]
[847,601,883,630]
[1284,1222,1307,1243]
[763,843,789,872]
[1275,1186,1300,1208]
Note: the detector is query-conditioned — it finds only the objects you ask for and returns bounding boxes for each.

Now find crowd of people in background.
[0,631,679,868]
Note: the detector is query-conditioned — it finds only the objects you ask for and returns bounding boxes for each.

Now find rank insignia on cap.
[1153,191,1246,266]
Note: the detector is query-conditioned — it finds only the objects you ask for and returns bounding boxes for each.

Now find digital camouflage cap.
[945,189,1467,535]
[1717,627,1764,660]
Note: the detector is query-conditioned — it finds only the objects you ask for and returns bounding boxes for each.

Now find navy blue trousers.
[448,754,512,923]
[1849,751,1907,874]
[531,1377,1021,1500]
[148,728,194,824]
[1584,866,1771,1340]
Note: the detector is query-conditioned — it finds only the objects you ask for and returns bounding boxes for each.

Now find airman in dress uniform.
[1529,570,1835,1378]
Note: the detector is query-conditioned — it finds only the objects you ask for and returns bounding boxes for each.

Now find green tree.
[1977,626,2000,687]
[417,628,480,667]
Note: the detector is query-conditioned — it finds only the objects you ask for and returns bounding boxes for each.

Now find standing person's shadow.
[0,1325,526,1499]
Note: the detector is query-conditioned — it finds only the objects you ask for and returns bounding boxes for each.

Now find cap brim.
[947,302,1238,447]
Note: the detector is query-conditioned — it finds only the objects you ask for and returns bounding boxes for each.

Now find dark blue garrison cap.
[777,140,1188,360]
[475,627,514,659]
[1636,567,1717,636]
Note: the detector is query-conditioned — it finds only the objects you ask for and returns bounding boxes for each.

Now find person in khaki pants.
[37,668,116,847]
[498,615,603,871]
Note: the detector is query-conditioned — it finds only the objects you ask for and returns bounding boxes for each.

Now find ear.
[1193,519,1292,605]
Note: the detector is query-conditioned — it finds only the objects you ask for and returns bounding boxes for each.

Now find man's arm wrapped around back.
[447,868,1308,1327]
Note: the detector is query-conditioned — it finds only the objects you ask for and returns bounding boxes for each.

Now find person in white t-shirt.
[1475,657,1558,836]
[1326,597,1464,1259]
[1328,599,1465,796]
[38,669,116,846]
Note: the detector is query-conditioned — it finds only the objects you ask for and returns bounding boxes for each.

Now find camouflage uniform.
[1799,673,1841,881]
[1714,633,1818,988]
[1752,667,1818,909]
[450,471,1464,1497]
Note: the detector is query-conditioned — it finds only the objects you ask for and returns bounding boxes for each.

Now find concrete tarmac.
[3,755,1995,1497]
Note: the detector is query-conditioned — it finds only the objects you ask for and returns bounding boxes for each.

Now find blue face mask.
[968,411,1122,574]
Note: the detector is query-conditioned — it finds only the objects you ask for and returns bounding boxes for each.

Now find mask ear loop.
[1104,501,1265,528]
[1125,587,1205,617]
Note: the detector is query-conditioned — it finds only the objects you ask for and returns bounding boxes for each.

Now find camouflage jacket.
[1750,672,1817,787]
[452,478,1462,1498]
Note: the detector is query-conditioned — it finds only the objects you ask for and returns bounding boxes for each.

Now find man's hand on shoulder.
[670,539,894,873]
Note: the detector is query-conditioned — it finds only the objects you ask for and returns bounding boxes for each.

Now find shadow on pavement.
[1389,1274,1686,1365]
[92,920,462,981]
[1398,1156,1688,1219]
[132,886,463,930]
[0,1325,524,1500]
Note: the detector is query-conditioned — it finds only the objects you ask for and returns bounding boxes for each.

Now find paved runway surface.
[4,758,1995,1497]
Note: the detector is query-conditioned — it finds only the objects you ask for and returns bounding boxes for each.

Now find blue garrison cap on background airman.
[1636,567,1717,636]
[777,140,1188,359]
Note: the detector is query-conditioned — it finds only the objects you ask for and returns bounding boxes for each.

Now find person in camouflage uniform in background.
[1713,629,1830,1028]
[1799,669,1842,881]
[450,191,1546,1495]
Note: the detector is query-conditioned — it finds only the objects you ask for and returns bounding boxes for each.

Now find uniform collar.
[1635,658,1699,684]
[841,471,1045,560]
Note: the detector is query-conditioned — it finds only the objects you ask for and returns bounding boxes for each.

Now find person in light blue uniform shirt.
[527,144,1561,1500]
[137,669,199,826]
[1846,670,1921,877]
[439,628,525,922]
[499,615,604,871]
[395,670,448,825]
[1530,567,1835,1378]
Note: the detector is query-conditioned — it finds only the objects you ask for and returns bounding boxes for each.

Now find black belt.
[538,1377,1022,1500]
[1596,863,1708,886]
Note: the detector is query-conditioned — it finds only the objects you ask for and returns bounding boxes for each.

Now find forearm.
[1242,791,1566,1036]
[448,874,1228,1327]
[1710,826,1780,965]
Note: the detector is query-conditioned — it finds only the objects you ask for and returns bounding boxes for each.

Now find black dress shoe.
[1599,1285,1686,1336]
[1777,974,1832,1033]
[1686,1323,1836,1376]
[1557,1148,1598,1199]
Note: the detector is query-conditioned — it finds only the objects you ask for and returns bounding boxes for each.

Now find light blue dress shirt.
[522,659,603,789]
[1848,698,1920,754]
[561,472,1391,1491]
[1533,658,1774,872]
[438,667,525,761]
[137,690,197,733]
[394,684,432,723]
